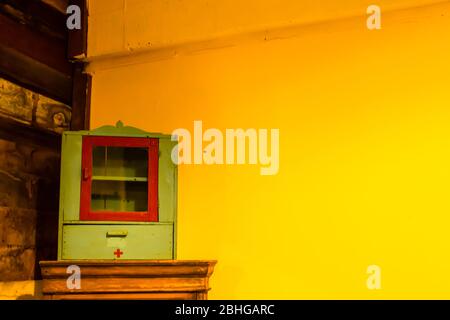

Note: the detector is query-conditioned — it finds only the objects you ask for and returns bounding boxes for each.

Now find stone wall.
[0,77,69,298]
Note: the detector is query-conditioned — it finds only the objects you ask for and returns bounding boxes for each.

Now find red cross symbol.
[114,249,123,258]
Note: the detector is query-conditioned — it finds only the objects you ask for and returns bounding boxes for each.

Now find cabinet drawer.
[62,224,173,260]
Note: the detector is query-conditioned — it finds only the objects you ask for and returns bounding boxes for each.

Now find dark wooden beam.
[68,0,91,130]
[41,0,69,14]
[70,64,91,130]
[68,0,88,60]
[0,12,71,74]
[0,0,67,41]
[0,12,72,104]
[0,46,72,105]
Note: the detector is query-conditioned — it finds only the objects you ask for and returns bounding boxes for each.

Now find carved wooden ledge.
[39,260,217,300]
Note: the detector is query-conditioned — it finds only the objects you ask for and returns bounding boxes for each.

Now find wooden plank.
[40,260,216,299]
[0,0,67,41]
[43,277,208,293]
[0,46,72,105]
[44,292,199,300]
[41,260,216,277]
[43,264,214,277]
[0,12,73,104]
[41,0,70,14]
[68,0,88,60]
[0,13,71,75]
[70,63,91,130]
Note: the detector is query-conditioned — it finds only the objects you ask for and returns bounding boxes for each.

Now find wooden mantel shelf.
[39,260,217,300]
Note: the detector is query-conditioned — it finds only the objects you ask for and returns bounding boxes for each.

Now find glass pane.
[92,146,106,176]
[92,146,148,178]
[106,147,148,177]
[91,180,148,212]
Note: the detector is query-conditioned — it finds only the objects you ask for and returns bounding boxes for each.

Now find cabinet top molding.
[64,120,171,138]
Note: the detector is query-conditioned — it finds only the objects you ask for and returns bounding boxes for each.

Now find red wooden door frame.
[80,136,159,222]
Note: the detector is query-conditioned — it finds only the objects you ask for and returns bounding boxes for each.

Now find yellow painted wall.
[0,281,42,300]
[87,0,447,57]
[88,1,450,298]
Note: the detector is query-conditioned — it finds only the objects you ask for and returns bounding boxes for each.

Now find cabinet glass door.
[80,136,158,222]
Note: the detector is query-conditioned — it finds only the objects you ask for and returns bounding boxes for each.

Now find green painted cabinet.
[58,122,177,260]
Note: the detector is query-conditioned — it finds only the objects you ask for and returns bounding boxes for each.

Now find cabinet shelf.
[92,176,148,182]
